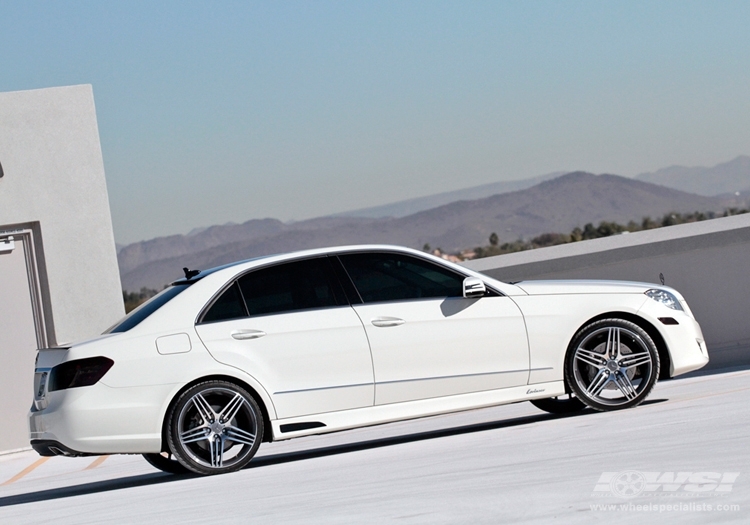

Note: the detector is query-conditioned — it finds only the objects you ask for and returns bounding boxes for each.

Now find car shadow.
[0,405,624,507]
[246,409,588,470]
[0,472,190,507]
[640,398,668,406]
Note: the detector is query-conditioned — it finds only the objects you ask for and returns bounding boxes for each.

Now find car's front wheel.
[167,380,263,475]
[565,319,659,411]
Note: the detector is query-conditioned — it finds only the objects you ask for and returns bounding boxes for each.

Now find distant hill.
[636,155,750,196]
[119,172,737,291]
[331,172,564,218]
[117,218,286,275]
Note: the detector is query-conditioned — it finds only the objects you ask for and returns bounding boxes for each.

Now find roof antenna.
[659,272,665,285]
[183,267,200,279]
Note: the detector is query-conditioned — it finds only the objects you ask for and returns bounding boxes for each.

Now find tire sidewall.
[565,319,660,411]
[167,380,263,475]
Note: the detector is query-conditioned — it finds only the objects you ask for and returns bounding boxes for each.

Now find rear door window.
[201,282,247,323]
[239,257,342,317]
[201,257,345,323]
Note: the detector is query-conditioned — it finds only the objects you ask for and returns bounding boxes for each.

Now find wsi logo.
[593,471,740,498]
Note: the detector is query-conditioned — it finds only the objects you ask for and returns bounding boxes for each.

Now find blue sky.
[2,1,750,243]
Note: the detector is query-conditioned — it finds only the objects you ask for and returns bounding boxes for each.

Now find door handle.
[231,330,267,340]
[371,317,405,328]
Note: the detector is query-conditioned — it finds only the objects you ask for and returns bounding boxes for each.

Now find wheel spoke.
[620,352,651,369]
[586,368,610,397]
[180,425,210,444]
[605,327,621,359]
[575,348,607,367]
[192,393,216,424]
[620,372,638,398]
[218,393,245,424]
[210,435,224,468]
[616,328,621,359]
[225,425,256,447]
[613,372,637,400]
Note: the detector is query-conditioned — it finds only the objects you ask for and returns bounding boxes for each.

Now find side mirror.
[463,277,486,298]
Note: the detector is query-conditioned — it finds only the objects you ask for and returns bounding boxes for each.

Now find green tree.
[123,287,159,313]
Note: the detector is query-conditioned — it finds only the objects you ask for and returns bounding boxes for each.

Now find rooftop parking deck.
[1,365,747,524]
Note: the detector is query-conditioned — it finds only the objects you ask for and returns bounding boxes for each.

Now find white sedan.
[29,245,708,475]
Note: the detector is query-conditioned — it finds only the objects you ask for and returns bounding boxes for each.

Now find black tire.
[167,380,263,476]
[565,318,659,412]
[142,452,190,474]
[530,394,586,414]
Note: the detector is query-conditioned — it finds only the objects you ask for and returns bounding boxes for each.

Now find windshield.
[104,285,190,334]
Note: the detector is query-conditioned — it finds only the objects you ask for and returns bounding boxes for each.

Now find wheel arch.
[567,311,671,381]
[159,374,274,452]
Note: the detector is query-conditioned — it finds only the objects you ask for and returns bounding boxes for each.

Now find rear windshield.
[105,285,189,334]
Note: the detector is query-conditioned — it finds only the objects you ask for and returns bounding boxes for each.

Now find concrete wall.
[0,85,124,344]
[463,213,750,370]
[0,85,124,452]
[0,239,39,452]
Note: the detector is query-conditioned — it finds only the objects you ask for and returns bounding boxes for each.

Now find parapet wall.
[463,213,750,370]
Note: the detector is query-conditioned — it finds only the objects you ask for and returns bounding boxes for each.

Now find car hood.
[512,279,661,296]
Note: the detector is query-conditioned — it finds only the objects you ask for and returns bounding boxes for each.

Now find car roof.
[169,244,432,285]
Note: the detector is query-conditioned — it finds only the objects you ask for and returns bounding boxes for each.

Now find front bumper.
[636,300,709,377]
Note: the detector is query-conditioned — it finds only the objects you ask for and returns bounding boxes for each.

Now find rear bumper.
[29,382,176,455]
[30,439,95,457]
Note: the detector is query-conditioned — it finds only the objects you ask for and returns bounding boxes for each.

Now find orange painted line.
[1,456,50,485]
[84,455,110,470]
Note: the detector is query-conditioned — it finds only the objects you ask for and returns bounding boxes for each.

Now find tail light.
[49,357,114,392]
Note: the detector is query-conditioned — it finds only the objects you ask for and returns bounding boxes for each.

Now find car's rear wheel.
[167,380,263,475]
[530,394,586,414]
[142,451,189,474]
[565,319,659,411]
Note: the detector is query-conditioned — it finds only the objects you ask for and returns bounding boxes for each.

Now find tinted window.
[105,285,189,334]
[237,258,341,317]
[338,252,464,303]
[202,282,247,323]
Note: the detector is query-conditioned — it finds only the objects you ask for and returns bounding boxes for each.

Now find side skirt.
[270,380,565,441]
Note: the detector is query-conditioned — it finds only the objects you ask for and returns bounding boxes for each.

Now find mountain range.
[118,168,748,292]
[331,171,564,219]
[636,155,750,196]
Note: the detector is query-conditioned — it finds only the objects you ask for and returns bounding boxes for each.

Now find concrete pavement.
[1,367,748,524]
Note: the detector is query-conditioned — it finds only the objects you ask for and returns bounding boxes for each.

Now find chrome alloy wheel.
[567,319,659,411]
[168,381,263,475]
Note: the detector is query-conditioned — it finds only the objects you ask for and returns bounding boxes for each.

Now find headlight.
[645,289,683,311]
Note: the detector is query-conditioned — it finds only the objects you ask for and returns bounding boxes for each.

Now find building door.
[0,234,42,451]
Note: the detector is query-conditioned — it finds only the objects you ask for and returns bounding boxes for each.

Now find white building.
[0,85,124,453]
